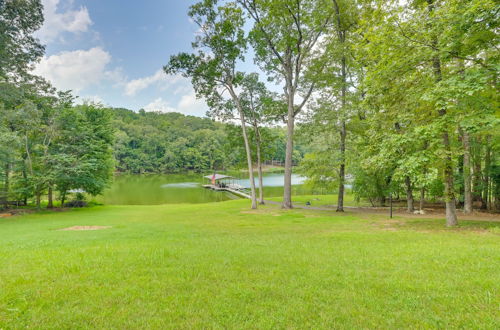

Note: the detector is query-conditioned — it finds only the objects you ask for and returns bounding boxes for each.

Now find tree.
[238,0,333,208]
[51,104,114,206]
[165,0,259,208]
[359,0,498,226]
[238,72,274,204]
[0,0,44,81]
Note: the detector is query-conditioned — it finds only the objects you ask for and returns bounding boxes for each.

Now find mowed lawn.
[0,200,499,328]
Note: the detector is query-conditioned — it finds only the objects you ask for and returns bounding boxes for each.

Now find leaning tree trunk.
[229,87,257,209]
[462,131,472,213]
[255,128,264,205]
[405,176,414,213]
[239,112,257,209]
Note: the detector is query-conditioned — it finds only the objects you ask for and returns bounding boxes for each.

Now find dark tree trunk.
[47,185,54,209]
[2,162,9,208]
[482,136,491,210]
[420,187,425,211]
[472,137,483,203]
[457,153,464,208]
[462,131,472,213]
[337,121,346,212]
[405,176,414,213]
[337,53,347,212]
[36,191,41,209]
[61,191,66,208]
[22,161,28,206]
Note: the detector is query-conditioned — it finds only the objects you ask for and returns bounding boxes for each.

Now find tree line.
[165,0,499,225]
[112,107,295,174]
[0,0,114,208]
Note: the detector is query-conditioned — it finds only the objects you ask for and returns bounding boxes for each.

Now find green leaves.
[0,0,44,81]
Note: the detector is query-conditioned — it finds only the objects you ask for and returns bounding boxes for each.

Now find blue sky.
[33,0,213,116]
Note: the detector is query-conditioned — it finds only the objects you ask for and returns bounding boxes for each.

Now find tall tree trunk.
[239,112,257,209]
[457,152,464,208]
[337,121,346,212]
[472,137,483,203]
[482,136,491,210]
[255,128,264,205]
[462,131,472,213]
[443,130,458,226]
[47,185,54,209]
[22,163,28,206]
[337,55,347,212]
[229,87,257,209]
[429,0,457,226]
[35,190,41,209]
[282,75,295,209]
[61,191,66,208]
[2,162,9,208]
[420,187,425,211]
[405,176,414,213]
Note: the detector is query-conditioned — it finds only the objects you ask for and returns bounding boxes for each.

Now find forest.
[112,108,295,173]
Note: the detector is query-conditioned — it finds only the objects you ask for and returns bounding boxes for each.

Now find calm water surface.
[97,173,308,205]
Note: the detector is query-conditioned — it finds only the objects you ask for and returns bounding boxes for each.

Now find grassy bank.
[0,200,499,328]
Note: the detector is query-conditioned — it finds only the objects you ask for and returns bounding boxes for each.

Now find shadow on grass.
[379,217,500,234]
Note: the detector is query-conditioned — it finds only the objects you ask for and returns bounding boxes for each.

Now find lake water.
[97,173,308,205]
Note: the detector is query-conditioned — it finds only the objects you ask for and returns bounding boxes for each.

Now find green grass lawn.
[1,200,499,328]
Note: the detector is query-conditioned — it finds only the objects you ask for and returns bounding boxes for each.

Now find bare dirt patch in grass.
[371,219,406,231]
[59,226,111,231]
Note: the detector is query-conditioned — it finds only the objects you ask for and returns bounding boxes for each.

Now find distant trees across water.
[112,108,299,174]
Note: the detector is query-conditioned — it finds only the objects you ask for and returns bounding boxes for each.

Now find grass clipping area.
[0,199,499,328]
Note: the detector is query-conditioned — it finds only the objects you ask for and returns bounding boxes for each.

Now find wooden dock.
[203,184,252,199]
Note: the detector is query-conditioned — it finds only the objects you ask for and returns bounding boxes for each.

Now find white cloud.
[33,47,117,92]
[124,70,166,96]
[178,92,208,116]
[124,70,187,96]
[143,97,176,113]
[143,94,208,116]
[37,0,92,43]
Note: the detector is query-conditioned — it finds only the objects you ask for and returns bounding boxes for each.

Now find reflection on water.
[161,182,199,188]
[96,172,311,205]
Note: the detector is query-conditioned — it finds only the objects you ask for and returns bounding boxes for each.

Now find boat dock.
[202,184,252,199]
